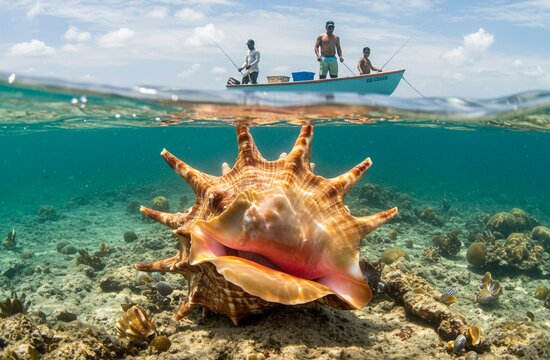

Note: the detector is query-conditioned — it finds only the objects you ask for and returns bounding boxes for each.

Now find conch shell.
[137,125,397,324]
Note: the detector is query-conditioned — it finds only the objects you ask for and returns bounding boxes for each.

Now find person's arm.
[368,58,382,72]
[239,56,247,72]
[314,36,322,61]
[357,58,364,75]
[336,36,343,62]
[248,51,260,68]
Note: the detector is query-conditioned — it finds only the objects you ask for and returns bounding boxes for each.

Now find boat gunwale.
[226,69,405,89]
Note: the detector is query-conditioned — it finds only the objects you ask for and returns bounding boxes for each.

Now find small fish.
[526,311,535,321]
[444,287,457,296]
[359,259,384,294]
[454,334,467,354]
[439,287,457,305]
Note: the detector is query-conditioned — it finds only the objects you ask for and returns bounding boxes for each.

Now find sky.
[0,0,549,98]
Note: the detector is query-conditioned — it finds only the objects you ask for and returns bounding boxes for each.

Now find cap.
[246,39,255,45]
[326,21,335,27]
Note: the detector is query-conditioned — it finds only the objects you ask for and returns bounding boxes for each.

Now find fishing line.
[381,33,416,71]
[402,76,425,98]
[342,61,357,76]
[211,38,243,75]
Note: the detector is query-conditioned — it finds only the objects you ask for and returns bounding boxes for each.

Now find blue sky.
[1,0,549,98]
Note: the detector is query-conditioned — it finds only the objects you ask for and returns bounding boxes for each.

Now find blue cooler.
[291,71,315,82]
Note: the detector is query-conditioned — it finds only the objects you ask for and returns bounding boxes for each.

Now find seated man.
[238,39,260,84]
[357,47,382,75]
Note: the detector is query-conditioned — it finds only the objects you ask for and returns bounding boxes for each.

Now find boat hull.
[226,69,405,95]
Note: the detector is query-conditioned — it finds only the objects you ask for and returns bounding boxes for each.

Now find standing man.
[238,39,260,84]
[314,21,344,79]
[357,47,382,75]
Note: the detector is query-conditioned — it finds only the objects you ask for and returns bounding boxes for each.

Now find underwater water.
[1,75,550,359]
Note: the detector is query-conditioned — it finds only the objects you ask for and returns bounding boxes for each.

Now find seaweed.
[76,249,105,271]
[0,291,27,317]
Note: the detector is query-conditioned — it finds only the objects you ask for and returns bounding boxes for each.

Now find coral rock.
[466,242,487,267]
[136,126,397,324]
[432,229,461,257]
[534,284,549,300]
[532,226,550,251]
[381,247,409,265]
[149,335,171,353]
[151,196,170,212]
[124,231,138,243]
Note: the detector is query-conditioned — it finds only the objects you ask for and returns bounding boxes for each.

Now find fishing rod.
[342,61,357,76]
[381,33,416,71]
[211,38,243,75]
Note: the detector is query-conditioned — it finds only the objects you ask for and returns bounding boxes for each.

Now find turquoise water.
[1,76,550,358]
[2,124,549,224]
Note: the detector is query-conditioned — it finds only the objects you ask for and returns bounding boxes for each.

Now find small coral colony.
[2,125,550,358]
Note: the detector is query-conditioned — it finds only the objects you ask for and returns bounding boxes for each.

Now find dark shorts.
[243,71,259,84]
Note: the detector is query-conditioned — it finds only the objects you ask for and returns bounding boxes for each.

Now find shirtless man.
[357,47,382,75]
[314,21,344,79]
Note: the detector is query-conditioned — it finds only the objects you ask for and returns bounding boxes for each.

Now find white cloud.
[463,28,494,51]
[210,66,227,74]
[442,28,494,66]
[175,8,204,22]
[184,24,224,47]
[63,26,91,42]
[62,43,83,53]
[26,1,43,19]
[148,7,168,18]
[178,63,201,77]
[98,28,134,48]
[9,40,55,56]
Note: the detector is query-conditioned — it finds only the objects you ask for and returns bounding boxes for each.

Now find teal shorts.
[320,55,338,77]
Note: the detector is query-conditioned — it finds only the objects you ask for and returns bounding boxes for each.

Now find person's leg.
[329,61,338,78]
[250,72,259,84]
[319,59,329,79]
[242,75,250,84]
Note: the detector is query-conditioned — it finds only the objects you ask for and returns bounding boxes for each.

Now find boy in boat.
[238,39,260,84]
[314,21,344,79]
[357,47,382,75]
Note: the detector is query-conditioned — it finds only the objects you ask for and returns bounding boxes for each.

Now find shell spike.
[286,125,314,164]
[357,207,398,236]
[236,125,263,165]
[135,254,179,273]
[328,157,372,195]
[173,301,194,321]
[140,206,185,229]
[221,162,231,175]
[161,149,215,193]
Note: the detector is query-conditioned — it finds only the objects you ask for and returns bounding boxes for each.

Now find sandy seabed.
[1,183,549,359]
